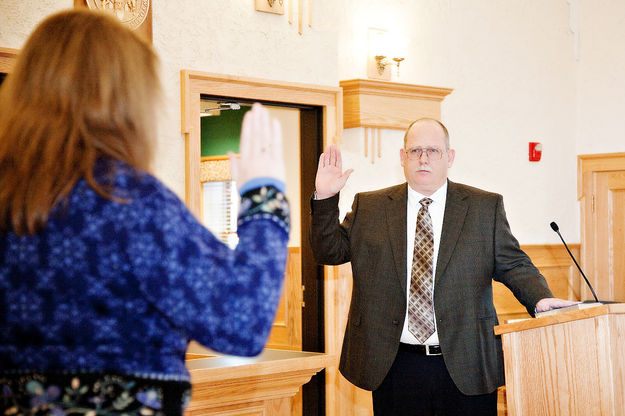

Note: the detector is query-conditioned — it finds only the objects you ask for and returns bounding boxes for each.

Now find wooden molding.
[0,47,18,74]
[185,348,332,415]
[578,152,625,303]
[339,78,453,130]
[266,247,303,350]
[494,303,625,335]
[180,70,342,416]
[494,244,582,322]
[577,152,625,199]
[180,69,342,218]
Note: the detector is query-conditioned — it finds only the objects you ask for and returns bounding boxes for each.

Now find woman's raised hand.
[229,103,285,187]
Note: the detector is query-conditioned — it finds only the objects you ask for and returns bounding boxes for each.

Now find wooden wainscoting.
[578,153,625,302]
[327,244,581,416]
[266,247,303,351]
[326,262,374,416]
[493,244,581,324]
[0,47,18,73]
[265,247,303,416]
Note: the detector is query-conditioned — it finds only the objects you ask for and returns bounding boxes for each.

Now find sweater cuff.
[238,185,290,235]
[239,178,285,195]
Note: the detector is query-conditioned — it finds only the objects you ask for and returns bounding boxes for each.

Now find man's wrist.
[313,190,336,200]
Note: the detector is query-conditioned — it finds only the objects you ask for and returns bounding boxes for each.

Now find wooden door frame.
[0,47,18,73]
[181,70,342,415]
[181,70,342,217]
[577,152,625,300]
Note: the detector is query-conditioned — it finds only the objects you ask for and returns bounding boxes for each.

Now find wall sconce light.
[373,55,405,77]
[368,28,405,80]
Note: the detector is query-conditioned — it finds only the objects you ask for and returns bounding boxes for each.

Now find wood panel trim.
[186,351,331,415]
[340,79,453,101]
[520,244,580,266]
[181,70,342,218]
[266,247,302,350]
[577,152,625,199]
[495,303,625,335]
[181,70,341,415]
[0,47,18,73]
[339,78,453,130]
[577,152,625,303]
[494,244,582,323]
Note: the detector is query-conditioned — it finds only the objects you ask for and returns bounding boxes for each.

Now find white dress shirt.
[400,181,447,345]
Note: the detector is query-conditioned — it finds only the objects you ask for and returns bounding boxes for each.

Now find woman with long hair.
[0,9,289,415]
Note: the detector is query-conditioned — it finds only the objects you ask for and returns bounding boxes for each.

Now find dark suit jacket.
[310,180,553,395]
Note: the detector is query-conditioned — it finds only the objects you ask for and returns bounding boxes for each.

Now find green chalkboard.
[200,105,252,157]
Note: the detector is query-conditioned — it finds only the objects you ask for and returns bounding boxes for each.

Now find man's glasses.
[404,147,445,160]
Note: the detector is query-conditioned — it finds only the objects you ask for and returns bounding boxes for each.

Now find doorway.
[578,152,625,302]
[181,71,342,416]
[197,95,325,416]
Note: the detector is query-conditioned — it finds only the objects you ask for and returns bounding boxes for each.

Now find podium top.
[494,303,625,335]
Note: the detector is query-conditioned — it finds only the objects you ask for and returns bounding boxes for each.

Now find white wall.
[0,0,70,48]
[0,0,338,199]
[576,0,625,155]
[152,1,339,198]
[2,0,624,245]
[337,0,580,244]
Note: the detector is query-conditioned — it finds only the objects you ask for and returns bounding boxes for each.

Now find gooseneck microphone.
[550,221,599,302]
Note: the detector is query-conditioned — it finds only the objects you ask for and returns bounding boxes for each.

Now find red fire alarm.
[529,142,542,162]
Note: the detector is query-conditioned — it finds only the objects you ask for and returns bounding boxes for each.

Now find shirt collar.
[407,181,448,205]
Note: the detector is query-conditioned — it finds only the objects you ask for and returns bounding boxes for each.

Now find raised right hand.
[229,103,285,188]
[314,144,353,199]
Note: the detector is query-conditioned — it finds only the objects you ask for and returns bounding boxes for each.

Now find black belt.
[399,343,442,356]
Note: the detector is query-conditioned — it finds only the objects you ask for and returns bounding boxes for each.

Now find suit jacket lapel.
[436,180,468,281]
[385,184,408,293]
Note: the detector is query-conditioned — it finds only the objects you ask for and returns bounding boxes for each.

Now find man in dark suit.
[310,118,576,415]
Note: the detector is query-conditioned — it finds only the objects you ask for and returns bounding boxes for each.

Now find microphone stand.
[550,222,599,302]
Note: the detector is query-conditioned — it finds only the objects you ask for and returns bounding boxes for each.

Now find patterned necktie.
[408,197,435,343]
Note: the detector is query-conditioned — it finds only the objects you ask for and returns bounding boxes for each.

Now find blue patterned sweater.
[0,161,290,381]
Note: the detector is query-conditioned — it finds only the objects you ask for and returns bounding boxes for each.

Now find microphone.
[550,221,599,302]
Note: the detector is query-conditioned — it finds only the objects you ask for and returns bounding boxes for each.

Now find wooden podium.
[494,303,625,415]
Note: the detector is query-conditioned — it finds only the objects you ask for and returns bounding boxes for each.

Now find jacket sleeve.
[492,194,553,316]
[309,192,358,266]
[129,184,290,356]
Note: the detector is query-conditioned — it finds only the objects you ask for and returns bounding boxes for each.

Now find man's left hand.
[535,297,580,313]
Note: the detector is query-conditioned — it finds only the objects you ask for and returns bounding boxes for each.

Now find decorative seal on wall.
[85,0,150,31]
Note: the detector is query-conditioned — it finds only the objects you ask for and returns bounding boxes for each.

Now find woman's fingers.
[232,103,286,187]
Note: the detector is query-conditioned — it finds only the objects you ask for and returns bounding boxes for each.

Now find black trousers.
[372,346,497,416]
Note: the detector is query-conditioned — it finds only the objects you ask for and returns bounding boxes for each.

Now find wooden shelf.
[340,78,453,130]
